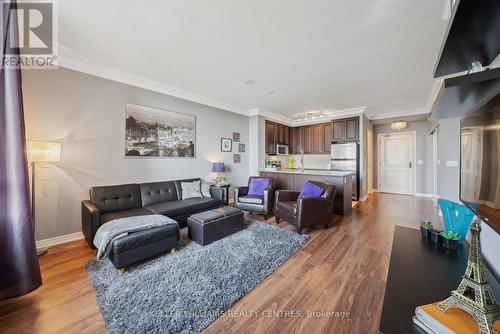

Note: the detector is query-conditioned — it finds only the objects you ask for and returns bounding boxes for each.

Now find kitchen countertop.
[259,168,354,177]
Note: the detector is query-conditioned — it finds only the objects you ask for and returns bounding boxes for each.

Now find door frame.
[432,126,439,205]
[377,131,417,196]
[460,126,483,202]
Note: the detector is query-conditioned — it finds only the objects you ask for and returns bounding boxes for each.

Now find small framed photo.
[238,143,245,153]
[233,132,240,142]
[221,138,232,152]
[234,154,241,163]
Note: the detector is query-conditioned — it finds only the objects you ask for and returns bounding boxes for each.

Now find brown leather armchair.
[234,177,275,219]
[275,181,336,234]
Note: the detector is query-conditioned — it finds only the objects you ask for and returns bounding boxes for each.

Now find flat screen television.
[460,92,500,234]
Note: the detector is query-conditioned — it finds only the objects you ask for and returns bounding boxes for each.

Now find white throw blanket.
[93,214,178,260]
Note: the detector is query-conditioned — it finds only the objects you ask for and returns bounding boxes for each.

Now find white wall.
[373,120,433,195]
[437,118,461,201]
[23,68,250,241]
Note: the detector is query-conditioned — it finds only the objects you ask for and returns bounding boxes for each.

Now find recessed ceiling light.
[244,80,255,85]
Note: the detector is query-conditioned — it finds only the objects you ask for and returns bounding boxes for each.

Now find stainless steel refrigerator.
[330,142,360,201]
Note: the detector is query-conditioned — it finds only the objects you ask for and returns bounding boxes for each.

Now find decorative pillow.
[299,181,324,198]
[181,180,203,199]
[248,178,270,196]
[201,181,211,197]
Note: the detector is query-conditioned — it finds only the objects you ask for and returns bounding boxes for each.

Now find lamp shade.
[212,162,225,173]
[27,141,61,162]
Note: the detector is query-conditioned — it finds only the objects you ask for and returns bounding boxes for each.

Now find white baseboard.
[415,193,434,198]
[359,195,368,202]
[36,232,84,252]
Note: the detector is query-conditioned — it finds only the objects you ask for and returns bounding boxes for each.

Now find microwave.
[276,144,289,155]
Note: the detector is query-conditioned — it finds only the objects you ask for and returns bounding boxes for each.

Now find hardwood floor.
[0,193,439,334]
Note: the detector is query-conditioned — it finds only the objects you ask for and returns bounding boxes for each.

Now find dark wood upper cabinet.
[265,121,277,154]
[332,119,346,142]
[266,121,291,154]
[332,116,359,143]
[324,122,332,153]
[302,126,312,154]
[277,124,290,145]
[266,118,355,155]
[290,126,302,154]
[345,117,359,142]
[312,124,325,153]
[283,126,290,145]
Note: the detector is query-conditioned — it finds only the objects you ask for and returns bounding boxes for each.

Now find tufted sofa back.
[139,181,178,207]
[90,183,142,213]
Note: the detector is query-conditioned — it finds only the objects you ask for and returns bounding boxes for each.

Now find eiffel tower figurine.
[437,220,500,334]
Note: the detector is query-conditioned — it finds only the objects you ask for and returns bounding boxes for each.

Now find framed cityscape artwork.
[125,103,196,158]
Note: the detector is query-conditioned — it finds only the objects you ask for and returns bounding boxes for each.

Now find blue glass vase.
[438,199,474,243]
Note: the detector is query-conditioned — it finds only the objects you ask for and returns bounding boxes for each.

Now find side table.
[211,183,231,206]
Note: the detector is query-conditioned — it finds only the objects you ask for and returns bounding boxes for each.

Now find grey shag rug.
[86,220,308,334]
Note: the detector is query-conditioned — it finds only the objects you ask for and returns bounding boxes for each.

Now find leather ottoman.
[187,206,244,246]
[108,223,179,271]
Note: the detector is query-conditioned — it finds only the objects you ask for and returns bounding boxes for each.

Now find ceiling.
[58,0,450,120]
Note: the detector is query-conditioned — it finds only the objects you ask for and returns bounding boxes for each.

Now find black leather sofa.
[82,178,223,248]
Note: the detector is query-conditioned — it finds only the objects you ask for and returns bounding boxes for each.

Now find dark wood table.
[379,226,499,334]
[211,184,231,206]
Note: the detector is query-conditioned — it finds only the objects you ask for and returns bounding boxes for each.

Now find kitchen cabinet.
[265,121,277,154]
[290,126,302,154]
[324,122,332,153]
[277,124,290,145]
[266,121,291,154]
[302,126,312,154]
[312,124,325,153]
[267,119,350,155]
[332,119,346,142]
[332,116,359,143]
[345,117,359,141]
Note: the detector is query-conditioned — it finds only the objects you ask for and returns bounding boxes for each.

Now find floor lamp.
[26,140,61,256]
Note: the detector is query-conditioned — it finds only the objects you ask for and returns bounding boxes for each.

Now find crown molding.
[57,56,442,125]
[249,106,367,126]
[58,56,250,116]
[368,107,429,121]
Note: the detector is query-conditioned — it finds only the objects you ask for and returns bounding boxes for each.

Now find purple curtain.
[0,0,42,300]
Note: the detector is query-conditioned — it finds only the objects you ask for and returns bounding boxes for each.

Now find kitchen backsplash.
[265,154,331,170]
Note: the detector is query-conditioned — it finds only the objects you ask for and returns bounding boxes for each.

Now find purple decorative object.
[299,181,324,198]
[212,162,225,173]
[0,0,42,300]
[248,178,270,196]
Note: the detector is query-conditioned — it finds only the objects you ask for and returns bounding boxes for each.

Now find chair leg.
[324,223,330,229]
[296,226,302,234]
[171,248,176,254]
[118,268,125,274]
[276,216,280,224]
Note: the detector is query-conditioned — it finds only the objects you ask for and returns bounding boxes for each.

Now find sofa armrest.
[235,186,249,196]
[234,186,248,204]
[263,187,275,213]
[209,187,224,205]
[82,200,100,249]
[297,197,332,228]
[275,190,300,203]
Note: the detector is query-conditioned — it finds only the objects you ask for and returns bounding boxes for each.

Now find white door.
[460,127,483,202]
[378,132,415,195]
